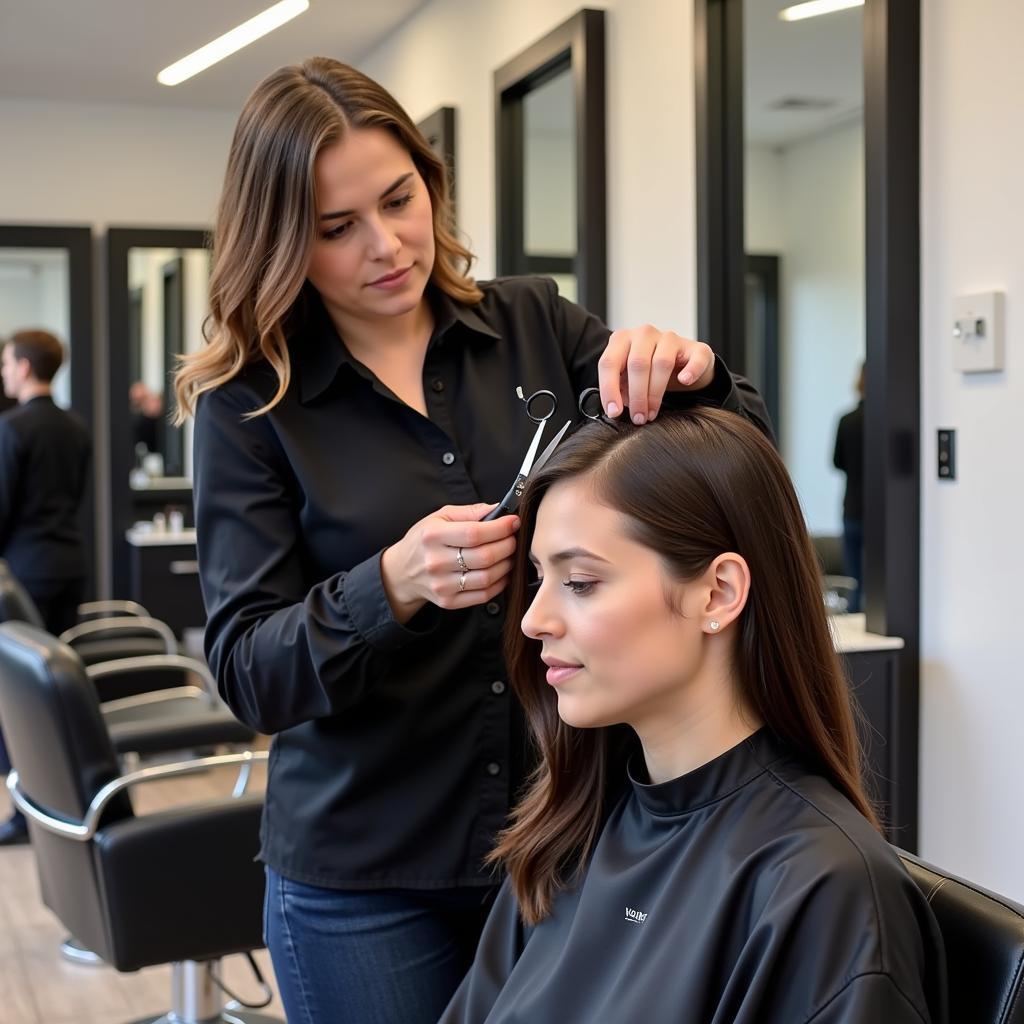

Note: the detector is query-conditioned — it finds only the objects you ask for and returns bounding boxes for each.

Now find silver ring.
[456,547,469,573]
[458,571,468,592]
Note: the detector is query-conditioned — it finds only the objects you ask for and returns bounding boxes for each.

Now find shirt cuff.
[341,551,441,652]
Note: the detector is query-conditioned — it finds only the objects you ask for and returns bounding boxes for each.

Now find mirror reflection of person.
[441,409,945,1024]
[129,379,164,459]
[0,329,92,846]
[173,58,771,1024]
[832,364,865,612]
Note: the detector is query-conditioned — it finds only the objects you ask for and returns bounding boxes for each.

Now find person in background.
[175,57,771,1024]
[833,363,865,612]
[0,330,91,846]
[442,408,945,1024]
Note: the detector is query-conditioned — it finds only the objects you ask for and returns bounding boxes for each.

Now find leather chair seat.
[105,697,255,754]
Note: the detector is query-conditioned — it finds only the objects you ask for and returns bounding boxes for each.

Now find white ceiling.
[745,0,863,146]
[0,0,429,111]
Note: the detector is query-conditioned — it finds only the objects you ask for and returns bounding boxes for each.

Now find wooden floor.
[0,750,286,1024]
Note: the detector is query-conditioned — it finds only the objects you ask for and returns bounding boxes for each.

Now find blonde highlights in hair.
[174,57,481,422]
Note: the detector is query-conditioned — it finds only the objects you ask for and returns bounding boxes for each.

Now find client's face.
[522,477,705,731]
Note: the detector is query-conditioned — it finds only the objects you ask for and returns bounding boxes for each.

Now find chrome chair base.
[59,935,104,965]
[134,1013,281,1024]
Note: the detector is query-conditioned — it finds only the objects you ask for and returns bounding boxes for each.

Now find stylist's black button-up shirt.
[193,275,771,890]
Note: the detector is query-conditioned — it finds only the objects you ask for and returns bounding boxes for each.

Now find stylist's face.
[306,127,435,324]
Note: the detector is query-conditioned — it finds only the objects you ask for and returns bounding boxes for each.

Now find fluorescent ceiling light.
[158,0,310,86]
[779,0,864,22]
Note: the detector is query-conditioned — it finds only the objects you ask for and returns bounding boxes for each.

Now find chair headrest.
[0,622,127,824]
[0,564,46,629]
[900,851,1024,1024]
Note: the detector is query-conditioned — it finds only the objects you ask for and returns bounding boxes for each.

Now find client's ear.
[699,553,750,635]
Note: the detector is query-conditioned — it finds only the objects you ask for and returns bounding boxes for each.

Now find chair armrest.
[100,686,209,715]
[6,749,268,841]
[87,654,217,701]
[61,617,177,654]
[78,600,150,620]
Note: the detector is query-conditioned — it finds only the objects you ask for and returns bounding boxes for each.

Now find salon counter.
[125,527,203,637]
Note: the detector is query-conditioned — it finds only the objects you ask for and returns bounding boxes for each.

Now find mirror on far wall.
[126,245,211,486]
[494,8,606,319]
[0,224,95,593]
[106,227,209,598]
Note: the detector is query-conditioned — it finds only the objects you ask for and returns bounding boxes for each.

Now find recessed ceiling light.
[157,0,310,86]
[779,0,864,22]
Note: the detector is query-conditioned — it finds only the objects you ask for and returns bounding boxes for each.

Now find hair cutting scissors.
[481,386,608,521]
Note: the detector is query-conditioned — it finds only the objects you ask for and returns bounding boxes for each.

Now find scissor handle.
[524,388,557,424]
[578,387,605,421]
[481,475,527,521]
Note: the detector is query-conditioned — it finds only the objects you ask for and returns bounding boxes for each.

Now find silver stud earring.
[708,619,721,632]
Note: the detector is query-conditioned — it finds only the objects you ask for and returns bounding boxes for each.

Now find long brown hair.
[492,407,880,925]
[173,57,482,422]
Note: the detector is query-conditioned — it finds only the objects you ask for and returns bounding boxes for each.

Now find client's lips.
[542,655,583,686]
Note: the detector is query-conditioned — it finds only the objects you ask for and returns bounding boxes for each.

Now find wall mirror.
[696,0,920,845]
[0,224,95,592]
[494,8,606,319]
[417,105,457,214]
[106,227,210,597]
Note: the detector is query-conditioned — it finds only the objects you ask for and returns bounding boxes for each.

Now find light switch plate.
[952,291,1004,373]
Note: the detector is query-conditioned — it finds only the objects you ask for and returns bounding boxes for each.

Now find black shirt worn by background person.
[193,276,772,889]
[833,400,864,521]
[0,396,92,586]
[442,728,947,1024]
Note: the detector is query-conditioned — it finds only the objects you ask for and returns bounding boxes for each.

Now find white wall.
[919,0,1024,901]
[360,0,697,332]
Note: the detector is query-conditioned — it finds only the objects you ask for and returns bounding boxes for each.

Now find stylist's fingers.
[429,508,520,553]
[597,331,631,418]
[445,557,516,606]
[646,335,680,420]
[673,339,716,389]
[624,328,657,423]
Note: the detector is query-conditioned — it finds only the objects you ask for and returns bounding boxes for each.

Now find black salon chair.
[0,622,280,1024]
[0,560,180,697]
[898,850,1024,1023]
[0,562,253,753]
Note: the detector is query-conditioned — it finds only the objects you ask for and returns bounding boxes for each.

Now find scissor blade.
[516,417,548,478]
[529,419,572,476]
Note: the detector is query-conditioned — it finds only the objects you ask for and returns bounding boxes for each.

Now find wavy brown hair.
[174,57,482,422]
[491,407,880,925]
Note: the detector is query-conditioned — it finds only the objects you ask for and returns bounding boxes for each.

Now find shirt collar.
[294,283,500,405]
[627,726,789,817]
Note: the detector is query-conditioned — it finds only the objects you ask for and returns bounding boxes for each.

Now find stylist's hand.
[381,503,520,623]
[598,326,716,424]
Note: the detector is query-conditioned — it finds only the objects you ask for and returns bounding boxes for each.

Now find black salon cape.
[441,729,947,1024]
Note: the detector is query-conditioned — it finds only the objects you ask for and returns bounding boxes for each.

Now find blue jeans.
[264,867,495,1024]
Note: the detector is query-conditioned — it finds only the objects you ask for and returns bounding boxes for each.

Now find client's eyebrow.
[528,547,611,567]
[319,173,414,220]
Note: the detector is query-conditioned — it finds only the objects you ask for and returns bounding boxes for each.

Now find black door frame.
[494,8,607,320]
[694,0,921,850]
[0,223,96,598]
[105,226,209,599]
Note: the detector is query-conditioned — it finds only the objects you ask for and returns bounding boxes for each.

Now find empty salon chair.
[0,562,253,752]
[899,850,1024,1024]
[0,622,280,1024]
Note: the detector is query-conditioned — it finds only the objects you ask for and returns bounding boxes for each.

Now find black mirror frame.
[105,226,210,599]
[494,8,606,321]
[0,223,96,597]
[417,105,458,216]
[695,0,921,849]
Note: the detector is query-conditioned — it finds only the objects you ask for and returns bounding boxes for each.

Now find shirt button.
[431,378,445,393]
[486,762,502,776]
[442,451,456,465]
[491,680,506,695]
[485,601,500,616]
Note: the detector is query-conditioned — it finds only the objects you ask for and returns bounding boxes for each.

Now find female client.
[442,408,946,1024]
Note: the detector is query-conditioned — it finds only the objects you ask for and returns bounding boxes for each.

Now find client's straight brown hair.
[490,407,880,925]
